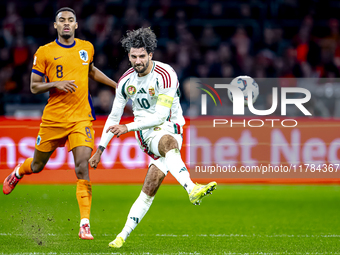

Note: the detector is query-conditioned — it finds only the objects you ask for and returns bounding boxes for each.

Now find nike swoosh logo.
[54,56,62,60]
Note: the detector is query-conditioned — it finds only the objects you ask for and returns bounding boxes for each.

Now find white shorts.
[135,123,183,175]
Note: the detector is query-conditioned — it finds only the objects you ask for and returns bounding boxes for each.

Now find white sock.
[165,148,195,194]
[80,218,90,227]
[118,191,154,241]
[15,167,22,178]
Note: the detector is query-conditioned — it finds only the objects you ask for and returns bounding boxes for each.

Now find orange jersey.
[32,38,95,123]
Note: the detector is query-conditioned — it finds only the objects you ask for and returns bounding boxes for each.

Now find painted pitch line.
[155,233,340,238]
[2,252,340,255]
[1,232,340,238]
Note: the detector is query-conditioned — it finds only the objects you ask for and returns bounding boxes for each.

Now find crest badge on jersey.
[149,86,155,97]
[79,50,88,62]
[127,85,137,96]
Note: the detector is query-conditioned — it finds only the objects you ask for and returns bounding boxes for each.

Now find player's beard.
[133,59,149,73]
[61,33,72,40]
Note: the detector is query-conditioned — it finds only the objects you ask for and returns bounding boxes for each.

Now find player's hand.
[89,150,101,169]
[106,124,128,138]
[54,80,78,93]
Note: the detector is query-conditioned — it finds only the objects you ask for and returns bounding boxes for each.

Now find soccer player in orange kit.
[2,7,117,240]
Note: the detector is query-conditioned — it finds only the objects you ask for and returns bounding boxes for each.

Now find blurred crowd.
[1,0,340,117]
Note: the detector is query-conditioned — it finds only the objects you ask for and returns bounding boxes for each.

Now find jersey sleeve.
[98,78,129,148]
[126,65,179,131]
[156,66,179,102]
[32,46,46,77]
[89,42,94,64]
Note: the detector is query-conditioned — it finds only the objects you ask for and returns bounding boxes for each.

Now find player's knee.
[31,162,44,173]
[74,160,88,173]
[74,160,89,179]
[159,135,178,156]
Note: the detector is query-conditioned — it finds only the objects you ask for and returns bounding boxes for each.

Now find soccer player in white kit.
[89,28,217,248]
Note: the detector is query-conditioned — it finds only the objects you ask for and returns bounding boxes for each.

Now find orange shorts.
[35,120,94,152]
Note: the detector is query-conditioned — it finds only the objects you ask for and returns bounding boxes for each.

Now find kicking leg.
[158,134,195,194]
[3,149,54,195]
[159,134,217,205]
[72,146,94,240]
[109,164,165,248]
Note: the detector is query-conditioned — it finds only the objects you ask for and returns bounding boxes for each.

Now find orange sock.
[76,179,92,221]
[18,158,33,176]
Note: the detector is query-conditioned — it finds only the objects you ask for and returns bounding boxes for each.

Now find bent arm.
[126,103,170,131]
[30,72,77,94]
[89,63,117,89]
[126,93,174,131]
[30,72,56,94]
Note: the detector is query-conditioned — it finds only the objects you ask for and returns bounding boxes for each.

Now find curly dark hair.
[121,28,157,54]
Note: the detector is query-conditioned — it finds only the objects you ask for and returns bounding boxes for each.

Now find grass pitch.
[0,184,340,254]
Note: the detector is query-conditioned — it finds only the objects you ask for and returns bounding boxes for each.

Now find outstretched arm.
[89,63,117,89]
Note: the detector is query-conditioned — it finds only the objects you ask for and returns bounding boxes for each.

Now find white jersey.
[99,60,185,148]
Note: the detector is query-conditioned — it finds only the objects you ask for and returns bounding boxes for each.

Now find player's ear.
[149,52,153,60]
[75,22,78,30]
[54,22,57,29]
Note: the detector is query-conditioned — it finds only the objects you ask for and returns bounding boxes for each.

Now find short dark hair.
[121,28,157,54]
[55,7,76,20]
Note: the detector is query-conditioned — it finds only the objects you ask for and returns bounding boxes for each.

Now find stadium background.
[1,0,340,184]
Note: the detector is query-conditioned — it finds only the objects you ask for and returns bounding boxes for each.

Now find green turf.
[0,184,340,254]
